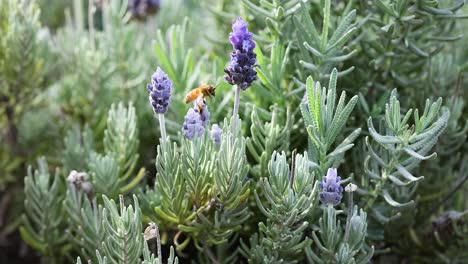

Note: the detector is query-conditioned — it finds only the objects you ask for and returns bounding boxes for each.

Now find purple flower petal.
[319,168,343,206]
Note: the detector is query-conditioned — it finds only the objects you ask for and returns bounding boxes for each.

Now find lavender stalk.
[147,67,173,143]
[224,17,257,131]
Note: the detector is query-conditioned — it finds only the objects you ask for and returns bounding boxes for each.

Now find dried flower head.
[224,17,257,91]
[67,170,93,194]
[210,124,222,147]
[67,170,88,183]
[144,222,159,241]
[318,168,343,206]
[147,67,172,114]
[345,183,357,192]
[81,181,93,194]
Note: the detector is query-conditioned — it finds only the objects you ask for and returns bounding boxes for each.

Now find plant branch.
[429,158,468,216]
[232,85,241,132]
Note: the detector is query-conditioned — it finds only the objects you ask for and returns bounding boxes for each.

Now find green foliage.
[146,122,251,252]
[0,0,50,188]
[103,102,141,194]
[54,0,152,134]
[142,241,179,264]
[300,68,360,172]
[65,186,104,262]
[63,125,95,172]
[295,0,357,81]
[151,16,209,134]
[4,0,468,263]
[153,17,201,95]
[252,41,292,108]
[20,158,67,261]
[20,102,145,263]
[0,0,44,98]
[89,153,121,199]
[241,0,305,41]
[241,151,318,263]
[213,123,250,210]
[62,102,143,199]
[73,195,179,264]
[100,195,143,264]
[247,106,291,178]
[361,90,449,227]
[306,205,374,264]
[345,0,467,103]
[435,96,468,155]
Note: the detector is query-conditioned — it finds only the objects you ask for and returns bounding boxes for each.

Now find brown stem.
[429,158,468,217]
[5,105,22,155]
[289,149,297,189]
[0,191,12,229]
[203,241,220,264]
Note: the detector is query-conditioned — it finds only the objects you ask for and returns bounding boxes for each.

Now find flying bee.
[184,84,216,104]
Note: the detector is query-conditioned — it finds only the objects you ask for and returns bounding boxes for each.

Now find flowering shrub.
[1,0,468,263]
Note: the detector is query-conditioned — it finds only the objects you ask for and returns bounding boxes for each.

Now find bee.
[184,84,216,104]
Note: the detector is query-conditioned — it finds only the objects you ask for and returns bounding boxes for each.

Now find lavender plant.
[301,68,361,173]
[0,0,52,189]
[225,16,258,131]
[20,159,66,262]
[3,0,468,263]
[241,151,318,263]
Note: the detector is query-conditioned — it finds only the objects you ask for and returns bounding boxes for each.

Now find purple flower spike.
[183,108,204,140]
[318,168,343,206]
[224,17,257,91]
[197,98,210,128]
[210,124,222,147]
[183,98,211,140]
[147,67,172,114]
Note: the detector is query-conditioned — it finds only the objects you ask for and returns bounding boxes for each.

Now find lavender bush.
[1,0,467,263]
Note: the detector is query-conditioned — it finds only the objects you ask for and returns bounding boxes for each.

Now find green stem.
[364,170,388,211]
[232,85,241,133]
[5,104,21,155]
[158,114,167,147]
[155,224,162,264]
[344,187,354,242]
[203,240,220,264]
[321,0,330,51]
[88,0,95,49]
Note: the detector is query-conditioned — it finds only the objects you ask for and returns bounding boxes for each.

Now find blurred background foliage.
[0,0,467,263]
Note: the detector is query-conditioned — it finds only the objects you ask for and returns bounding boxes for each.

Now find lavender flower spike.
[196,97,210,128]
[147,67,172,114]
[224,17,257,91]
[183,108,204,140]
[183,98,211,140]
[318,168,343,206]
[210,124,222,147]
